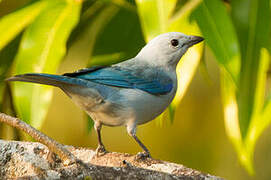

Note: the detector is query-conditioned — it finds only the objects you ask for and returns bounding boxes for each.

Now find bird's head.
[136,32,204,68]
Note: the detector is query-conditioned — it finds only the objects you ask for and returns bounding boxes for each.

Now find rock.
[0,140,223,180]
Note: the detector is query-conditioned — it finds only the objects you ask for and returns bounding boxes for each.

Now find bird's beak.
[186,35,204,47]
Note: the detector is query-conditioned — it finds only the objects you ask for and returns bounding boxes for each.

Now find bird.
[7,32,203,158]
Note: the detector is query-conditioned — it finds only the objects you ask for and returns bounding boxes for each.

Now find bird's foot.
[135,151,151,160]
[95,145,107,157]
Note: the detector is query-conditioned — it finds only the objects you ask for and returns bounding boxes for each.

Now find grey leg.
[132,134,151,158]
[94,122,107,154]
[127,124,151,158]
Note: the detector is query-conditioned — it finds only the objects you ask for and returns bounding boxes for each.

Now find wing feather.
[63,66,173,95]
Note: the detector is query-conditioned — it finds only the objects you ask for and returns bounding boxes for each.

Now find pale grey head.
[136,32,204,68]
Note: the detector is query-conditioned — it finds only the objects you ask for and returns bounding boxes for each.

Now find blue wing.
[64,66,173,95]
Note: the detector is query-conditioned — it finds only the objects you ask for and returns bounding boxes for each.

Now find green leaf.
[89,52,125,66]
[221,69,244,171]
[0,34,22,110]
[0,1,46,51]
[232,0,271,138]
[104,0,135,11]
[69,3,120,65]
[86,115,94,133]
[136,0,177,41]
[12,0,82,129]
[92,6,145,61]
[245,48,270,174]
[0,86,4,111]
[202,0,271,174]
[222,49,270,175]
[67,1,109,48]
[222,77,254,174]
[191,0,240,84]
[68,2,143,67]
[252,49,270,118]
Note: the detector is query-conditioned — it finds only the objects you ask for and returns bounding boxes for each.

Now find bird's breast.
[114,84,177,125]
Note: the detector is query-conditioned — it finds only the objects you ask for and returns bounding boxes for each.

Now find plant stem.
[0,112,76,165]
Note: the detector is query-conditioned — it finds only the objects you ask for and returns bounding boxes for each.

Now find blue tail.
[6,73,84,87]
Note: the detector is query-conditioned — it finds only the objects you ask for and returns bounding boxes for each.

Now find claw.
[95,145,107,156]
[135,151,151,160]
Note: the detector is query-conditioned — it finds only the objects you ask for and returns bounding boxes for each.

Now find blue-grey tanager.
[7,32,203,158]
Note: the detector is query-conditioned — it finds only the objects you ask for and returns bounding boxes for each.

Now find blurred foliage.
[12,0,81,129]
[0,0,271,176]
[192,0,271,174]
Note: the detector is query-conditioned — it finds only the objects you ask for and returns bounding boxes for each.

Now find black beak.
[187,35,204,47]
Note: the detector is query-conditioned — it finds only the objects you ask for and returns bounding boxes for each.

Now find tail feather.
[6,73,82,87]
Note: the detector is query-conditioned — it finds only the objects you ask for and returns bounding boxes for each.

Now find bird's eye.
[170,39,179,47]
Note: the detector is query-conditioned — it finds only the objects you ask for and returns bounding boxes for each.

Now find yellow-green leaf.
[12,0,81,129]
[136,0,177,42]
[192,0,240,84]
[221,68,254,174]
[0,1,46,50]
[245,49,270,171]
[232,0,271,139]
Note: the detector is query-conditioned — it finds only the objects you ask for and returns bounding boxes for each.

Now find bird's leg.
[94,122,107,155]
[132,134,151,158]
[127,124,151,159]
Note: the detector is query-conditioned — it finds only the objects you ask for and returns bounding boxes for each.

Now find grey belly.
[64,85,175,127]
[92,88,175,126]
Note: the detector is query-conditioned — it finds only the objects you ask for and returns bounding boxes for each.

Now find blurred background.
[0,0,271,180]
